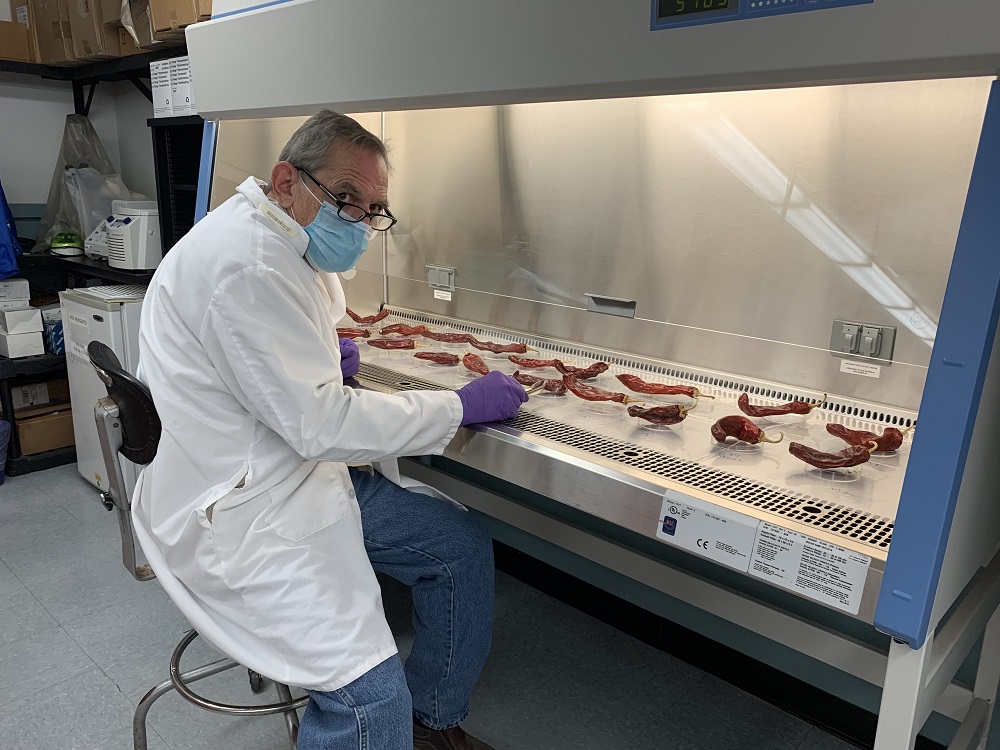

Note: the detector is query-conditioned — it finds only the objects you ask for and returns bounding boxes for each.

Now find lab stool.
[88,340,307,750]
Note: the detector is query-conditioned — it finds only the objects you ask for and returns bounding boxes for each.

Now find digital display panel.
[657,0,733,18]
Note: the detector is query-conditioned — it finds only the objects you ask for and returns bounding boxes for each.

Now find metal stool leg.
[133,657,240,750]
[274,682,301,749]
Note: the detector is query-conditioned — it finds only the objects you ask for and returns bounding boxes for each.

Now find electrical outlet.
[831,320,895,362]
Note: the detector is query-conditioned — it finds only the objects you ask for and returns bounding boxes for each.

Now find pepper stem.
[623,396,644,405]
[760,431,785,444]
[694,389,715,400]
[808,393,828,409]
[901,423,916,437]
[867,440,879,453]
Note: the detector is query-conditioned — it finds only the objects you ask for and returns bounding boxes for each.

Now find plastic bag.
[35,115,140,252]
[0,177,21,280]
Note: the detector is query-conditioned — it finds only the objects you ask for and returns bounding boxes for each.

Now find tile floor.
[0,464,858,750]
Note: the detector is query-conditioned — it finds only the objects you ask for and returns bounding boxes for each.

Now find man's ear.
[270,161,298,210]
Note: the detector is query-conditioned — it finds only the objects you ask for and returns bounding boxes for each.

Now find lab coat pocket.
[263,462,349,542]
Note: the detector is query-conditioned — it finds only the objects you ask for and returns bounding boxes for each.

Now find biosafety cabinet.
[187,2,1000,748]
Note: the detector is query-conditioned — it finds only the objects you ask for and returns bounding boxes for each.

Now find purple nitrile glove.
[339,337,360,378]
[455,370,529,426]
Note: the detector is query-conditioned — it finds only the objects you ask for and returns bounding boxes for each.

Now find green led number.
[676,0,685,10]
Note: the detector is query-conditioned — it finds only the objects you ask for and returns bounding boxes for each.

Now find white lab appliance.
[60,285,146,495]
[84,201,160,266]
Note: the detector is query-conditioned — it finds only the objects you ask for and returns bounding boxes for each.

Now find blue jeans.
[297,467,496,750]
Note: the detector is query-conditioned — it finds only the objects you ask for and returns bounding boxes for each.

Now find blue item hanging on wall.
[0,419,11,486]
[0,177,22,281]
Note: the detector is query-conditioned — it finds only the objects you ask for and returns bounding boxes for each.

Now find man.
[133,110,527,750]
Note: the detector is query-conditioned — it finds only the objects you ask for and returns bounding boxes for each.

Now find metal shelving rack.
[0,353,74,476]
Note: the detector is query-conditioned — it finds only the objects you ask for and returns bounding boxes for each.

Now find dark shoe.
[413,719,495,750]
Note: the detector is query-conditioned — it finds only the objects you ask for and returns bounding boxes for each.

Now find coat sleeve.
[200,264,462,463]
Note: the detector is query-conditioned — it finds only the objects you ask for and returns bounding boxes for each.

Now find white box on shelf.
[0,278,29,300]
[0,299,30,312]
[0,308,42,334]
[0,331,44,358]
[151,59,172,117]
[169,56,197,115]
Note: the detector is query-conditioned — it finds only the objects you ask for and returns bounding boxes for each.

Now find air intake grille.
[107,233,125,262]
[357,363,893,550]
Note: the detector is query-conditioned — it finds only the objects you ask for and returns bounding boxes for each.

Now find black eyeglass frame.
[297,167,397,231]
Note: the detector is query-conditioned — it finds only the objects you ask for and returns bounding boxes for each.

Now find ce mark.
[696,539,710,550]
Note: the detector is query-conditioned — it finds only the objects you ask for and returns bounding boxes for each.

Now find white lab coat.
[132,177,463,692]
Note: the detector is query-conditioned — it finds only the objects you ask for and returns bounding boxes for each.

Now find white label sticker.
[15,5,28,24]
[258,202,300,238]
[433,290,453,301]
[840,360,881,379]
[657,490,760,572]
[749,522,871,614]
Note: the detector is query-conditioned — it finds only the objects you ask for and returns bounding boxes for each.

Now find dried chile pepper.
[423,331,475,344]
[462,353,490,375]
[563,374,641,404]
[380,323,432,337]
[788,441,877,469]
[627,404,692,426]
[711,416,783,445]
[368,338,421,351]
[468,337,534,355]
[346,308,390,326]
[337,328,372,339]
[512,370,567,395]
[616,374,714,399]
[738,392,825,418]
[414,351,460,365]
[554,361,609,380]
[825,423,914,452]
[508,355,560,369]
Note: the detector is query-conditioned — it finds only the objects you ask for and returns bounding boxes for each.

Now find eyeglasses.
[297,168,397,231]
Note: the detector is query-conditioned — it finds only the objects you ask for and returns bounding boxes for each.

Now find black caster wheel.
[249,669,265,693]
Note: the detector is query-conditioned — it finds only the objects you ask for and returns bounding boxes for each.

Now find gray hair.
[278,110,389,172]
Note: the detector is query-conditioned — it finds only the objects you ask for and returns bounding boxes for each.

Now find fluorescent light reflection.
[670,108,939,346]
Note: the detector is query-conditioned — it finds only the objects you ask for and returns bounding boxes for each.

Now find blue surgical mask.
[299,184,376,273]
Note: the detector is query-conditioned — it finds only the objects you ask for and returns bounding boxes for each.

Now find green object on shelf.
[50,230,84,253]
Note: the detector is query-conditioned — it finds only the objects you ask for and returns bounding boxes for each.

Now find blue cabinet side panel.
[194,120,218,224]
[875,81,1000,647]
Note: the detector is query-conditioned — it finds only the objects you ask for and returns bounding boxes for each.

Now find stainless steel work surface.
[351,312,917,620]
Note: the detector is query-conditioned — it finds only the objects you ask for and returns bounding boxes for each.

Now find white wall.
[112,81,157,199]
[0,73,121,204]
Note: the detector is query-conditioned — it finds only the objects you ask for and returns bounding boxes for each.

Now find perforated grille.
[358,362,894,551]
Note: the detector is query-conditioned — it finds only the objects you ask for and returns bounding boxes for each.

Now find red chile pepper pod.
[462,353,490,375]
[508,355,561,369]
[553,361,609,380]
[788,441,878,470]
[337,328,372,339]
[710,415,783,445]
[512,370,567,395]
[738,392,826,418]
[367,338,424,351]
[468,337,535,355]
[825,423,915,452]
[381,323,433,337]
[627,404,692,426]
[563,374,642,405]
[346,308,390,326]
[616,374,715,399]
[414,351,460,365]
[423,331,475,344]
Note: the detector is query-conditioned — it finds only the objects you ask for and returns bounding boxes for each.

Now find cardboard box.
[116,21,139,53]
[10,377,69,410]
[149,0,208,35]
[10,0,35,61]
[0,279,29,301]
[16,404,74,455]
[0,309,42,335]
[0,17,32,61]
[28,0,76,65]
[151,57,171,116]
[169,55,196,115]
[99,0,118,23]
[67,0,119,59]
[0,331,45,358]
